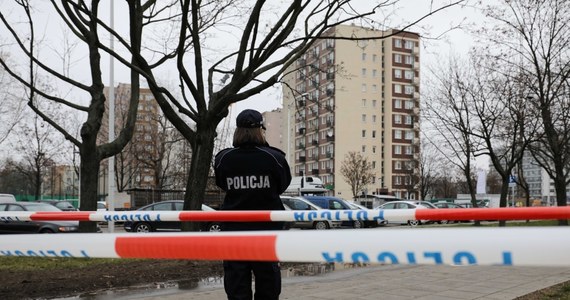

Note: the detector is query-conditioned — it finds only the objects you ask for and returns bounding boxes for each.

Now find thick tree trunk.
[553,177,569,226]
[181,126,217,231]
[78,146,101,233]
[498,178,510,227]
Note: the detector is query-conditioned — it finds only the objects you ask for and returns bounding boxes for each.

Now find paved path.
[116,264,570,300]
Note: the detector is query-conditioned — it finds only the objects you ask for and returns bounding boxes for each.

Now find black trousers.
[223,261,281,300]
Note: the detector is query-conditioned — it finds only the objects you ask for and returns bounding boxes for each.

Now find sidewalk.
[133,264,570,300]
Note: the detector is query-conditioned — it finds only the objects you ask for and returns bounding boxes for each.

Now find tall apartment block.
[100,83,160,194]
[281,25,421,199]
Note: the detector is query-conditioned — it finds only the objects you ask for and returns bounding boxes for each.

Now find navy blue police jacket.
[214,143,292,231]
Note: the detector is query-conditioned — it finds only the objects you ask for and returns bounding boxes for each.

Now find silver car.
[280,196,342,229]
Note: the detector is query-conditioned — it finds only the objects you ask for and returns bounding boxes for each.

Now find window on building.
[394,130,402,139]
[395,161,401,170]
[362,114,367,122]
[405,100,414,109]
[405,115,412,125]
[362,84,367,92]
[395,176,401,185]
[404,40,414,49]
[372,115,377,123]
[372,69,377,78]
[394,99,402,109]
[405,85,414,95]
[405,130,414,140]
[362,130,366,138]
[405,146,413,155]
[362,99,366,107]
[372,54,377,62]
[372,84,377,93]
[372,146,376,154]
[372,99,377,107]
[372,130,376,138]
[394,114,402,124]
[394,39,402,48]
[405,55,414,64]
[405,70,414,80]
[394,84,402,93]
[394,54,402,63]
[362,145,366,152]
[395,145,402,154]
[394,69,402,78]
[362,53,367,61]
[361,68,367,77]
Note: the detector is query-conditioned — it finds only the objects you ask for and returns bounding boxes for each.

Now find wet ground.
[56,261,361,299]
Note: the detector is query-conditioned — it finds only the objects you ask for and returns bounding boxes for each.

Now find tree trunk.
[78,147,101,233]
[181,125,217,231]
[553,177,569,226]
[498,178,510,227]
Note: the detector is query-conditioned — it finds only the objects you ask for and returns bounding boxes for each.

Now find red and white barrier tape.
[0,227,568,266]
[1,207,569,223]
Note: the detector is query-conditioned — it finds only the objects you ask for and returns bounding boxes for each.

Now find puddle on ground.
[57,263,369,299]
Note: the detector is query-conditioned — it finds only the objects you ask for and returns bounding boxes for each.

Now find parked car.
[459,201,488,208]
[0,194,16,203]
[0,202,80,233]
[280,196,342,230]
[123,200,221,233]
[413,201,438,209]
[413,201,448,224]
[97,201,107,212]
[345,201,379,228]
[40,200,78,211]
[433,202,464,209]
[375,200,428,227]
[303,195,363,228]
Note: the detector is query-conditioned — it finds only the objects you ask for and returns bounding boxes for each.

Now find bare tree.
[340,151,374,199]
[0,53,25,145]
[0,1,143,232]
[432,172,459,199]
[10,95,69,200]
[481,0,570,225]
[465,55,536,226]
[424,56,482,209]
[416,140,442,200]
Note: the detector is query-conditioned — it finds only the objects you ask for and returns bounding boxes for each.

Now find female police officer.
[214,109,292,300]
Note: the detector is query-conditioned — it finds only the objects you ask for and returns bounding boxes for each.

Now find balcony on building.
[297,142,305,149]
[326,168,333,173]
[311,139,318,145]
[311,169,319,175]
[298,127,306,134]
[299,154,306,162]
[326,151,332,158]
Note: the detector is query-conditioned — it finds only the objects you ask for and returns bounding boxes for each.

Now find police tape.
[0,227,568,266]
[1,207,570,223]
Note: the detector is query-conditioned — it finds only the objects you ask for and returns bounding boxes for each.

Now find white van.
[284,176,328,195]
[0,194,17,203]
